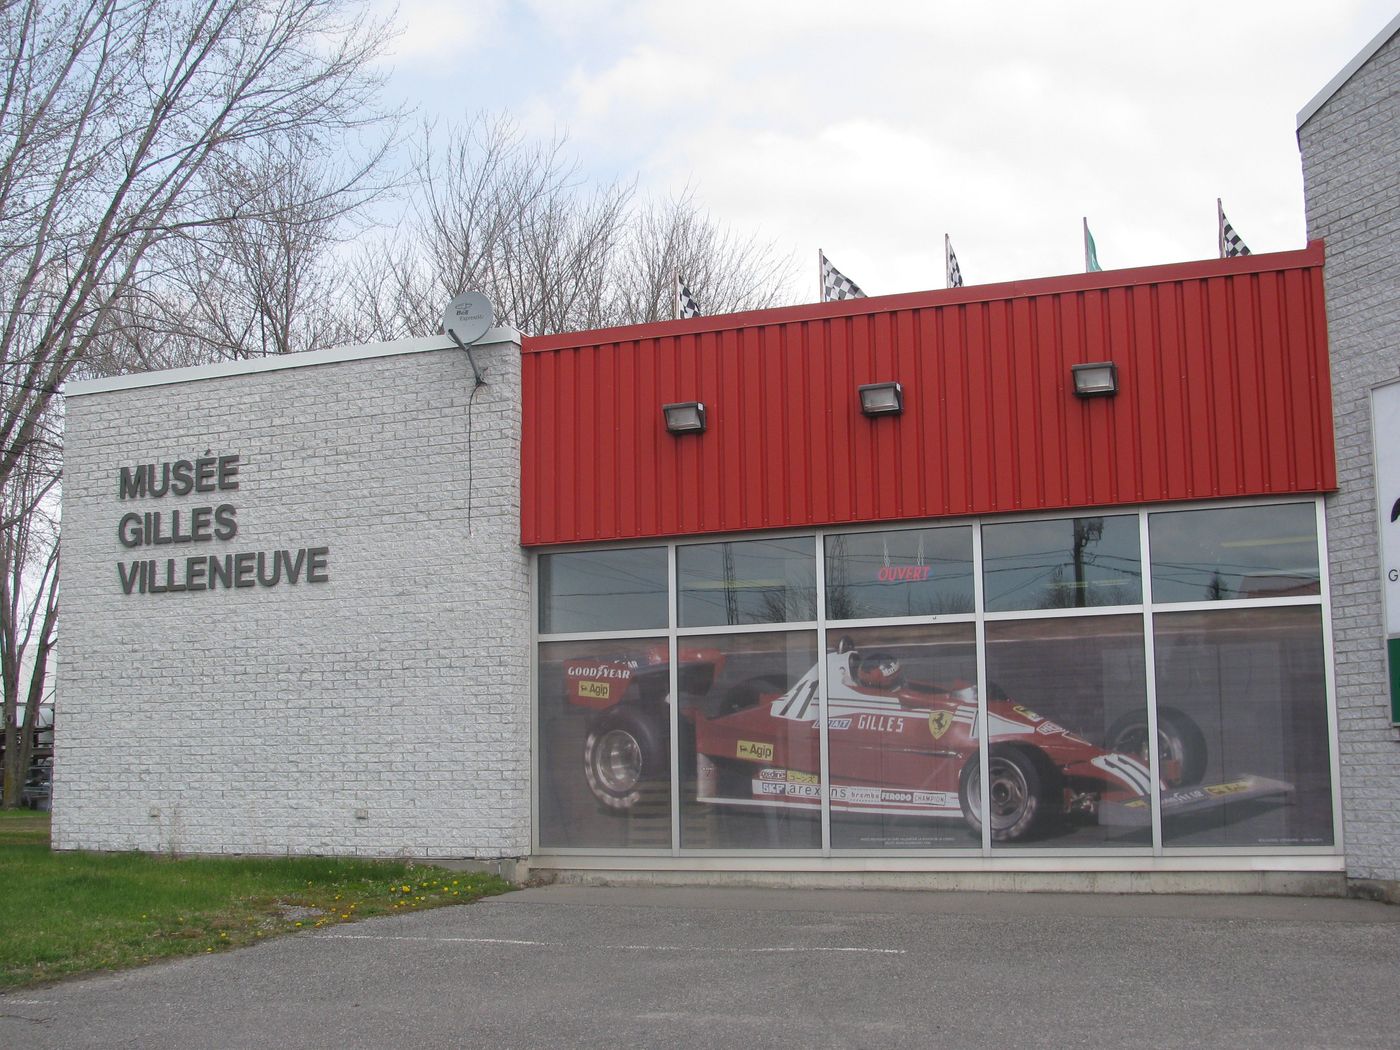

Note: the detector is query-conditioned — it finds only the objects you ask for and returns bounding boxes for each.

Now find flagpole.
[674,274,681,321]
[1217,198,1225,260]
[945,234,951,289]
[817,248,824,302]
[1083,217,1090,273]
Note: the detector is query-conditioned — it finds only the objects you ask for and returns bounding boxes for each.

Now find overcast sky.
[371,0,1396,301]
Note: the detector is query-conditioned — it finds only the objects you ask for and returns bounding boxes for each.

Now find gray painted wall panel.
[1300,28,1400,883]
[55,342,530,858]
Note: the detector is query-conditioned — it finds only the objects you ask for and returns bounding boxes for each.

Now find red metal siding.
[521,244,1334,546]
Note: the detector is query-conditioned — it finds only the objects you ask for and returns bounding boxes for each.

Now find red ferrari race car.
[563,640,1291,842]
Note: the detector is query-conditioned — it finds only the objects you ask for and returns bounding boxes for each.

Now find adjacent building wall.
[1300,22,1400,888]
[55,335,531,858]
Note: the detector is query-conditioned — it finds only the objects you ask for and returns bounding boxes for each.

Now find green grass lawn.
[0,810,511,988]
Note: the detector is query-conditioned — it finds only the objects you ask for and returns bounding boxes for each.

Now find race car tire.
[958,747,1048,843]
[1106,706,1207,788]
[583,706,667,812]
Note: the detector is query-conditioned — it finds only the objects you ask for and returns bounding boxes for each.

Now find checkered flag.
[820,251,867,301]
[1219,203,1252,258]
[677,281,701,319]
[946,235,963,288]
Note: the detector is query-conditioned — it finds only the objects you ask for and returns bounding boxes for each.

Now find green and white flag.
[1084,218,1103,273]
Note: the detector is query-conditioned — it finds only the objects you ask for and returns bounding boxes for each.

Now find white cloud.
[390,0,1398,297]
[564,46,720,122]
[374,0,506,65]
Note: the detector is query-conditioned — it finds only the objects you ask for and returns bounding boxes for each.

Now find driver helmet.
[857,654,903,690]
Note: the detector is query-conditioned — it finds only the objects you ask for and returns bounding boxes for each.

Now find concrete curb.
[533,867,1351,897]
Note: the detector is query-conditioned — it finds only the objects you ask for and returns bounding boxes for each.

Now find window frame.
[529,496,1341,868]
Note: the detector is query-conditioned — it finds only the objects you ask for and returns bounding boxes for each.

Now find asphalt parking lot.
[3,884,1399,1049]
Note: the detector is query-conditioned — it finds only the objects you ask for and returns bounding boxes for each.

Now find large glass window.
[983,615,1151,848]
[678,631,821,850]
[982,515,1141,611]
[825,527,974,619]
[537,638,672,849]
[1149,503,1320,603]
[677,536,817,627]
[1153,607,1333,847]
[538,547,668,633]
[826,624,980,850]
[534,500,1336,861]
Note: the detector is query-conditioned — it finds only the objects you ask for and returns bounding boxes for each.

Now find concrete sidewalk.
[3,886,1398,1049]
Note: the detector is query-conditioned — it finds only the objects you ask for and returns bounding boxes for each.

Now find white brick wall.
[1300,28,1400,883]
[54,337,531,858]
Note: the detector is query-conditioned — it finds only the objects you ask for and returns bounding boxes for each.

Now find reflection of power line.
[1150,559,1318,577]
[545,557,667,590]
[983,560,1143,605]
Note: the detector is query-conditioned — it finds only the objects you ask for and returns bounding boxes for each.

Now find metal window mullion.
[815,535,831,857]
[675,619,821,637]
[529,551,540,855]
[1314,496,1345,854]
[668,543,681,856]
[972,521,992,856]
[537,626,678,643]
[1139,510,1165,856]
[825,612,978,629]
[981,603,1145,622]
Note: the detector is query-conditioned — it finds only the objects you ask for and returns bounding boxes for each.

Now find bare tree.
[0,0,397,805]
[348,114,795,340]
[0,433,58,808]
[608,189,796,325]
[347,115,634,340]
[0,0,396,495]
[130,131,393,361]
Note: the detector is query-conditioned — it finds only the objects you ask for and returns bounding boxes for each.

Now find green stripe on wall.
[1390,637,1400,725]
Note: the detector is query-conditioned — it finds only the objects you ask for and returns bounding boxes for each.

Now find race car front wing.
[1099,775,1293,826]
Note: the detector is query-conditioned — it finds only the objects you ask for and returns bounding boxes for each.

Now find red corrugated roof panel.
[521,244,1334,546]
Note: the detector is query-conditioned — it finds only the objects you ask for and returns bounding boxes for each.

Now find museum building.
[53,17,1399,896]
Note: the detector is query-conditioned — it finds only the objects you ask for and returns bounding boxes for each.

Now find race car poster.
[1373,380,1400,725]
[535,519,1333,854]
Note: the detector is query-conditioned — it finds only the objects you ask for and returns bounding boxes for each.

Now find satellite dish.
[442,291,495,345]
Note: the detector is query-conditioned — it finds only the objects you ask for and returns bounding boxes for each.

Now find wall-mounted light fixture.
[1071,362,1118,398]
[663,401,707,434]
[858,381,904,417]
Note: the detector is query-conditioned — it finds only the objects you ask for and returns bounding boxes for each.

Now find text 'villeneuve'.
[114,453,330,595]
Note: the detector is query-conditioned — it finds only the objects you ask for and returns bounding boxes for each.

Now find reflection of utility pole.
[723,543,739,624]
[1071,518,1104,608]
[827,535,851,620]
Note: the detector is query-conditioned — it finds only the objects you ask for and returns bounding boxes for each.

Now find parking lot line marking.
[319,934,904,955]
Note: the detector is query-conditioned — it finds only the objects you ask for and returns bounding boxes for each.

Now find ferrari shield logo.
[928,710,954,740]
